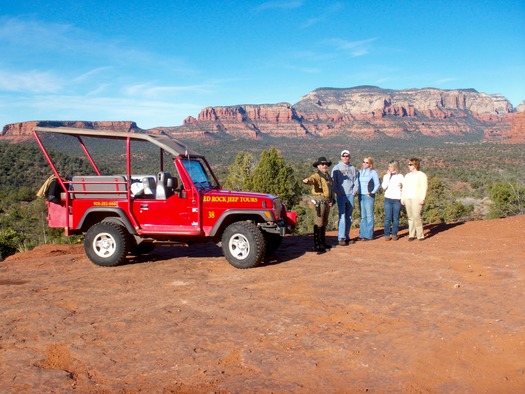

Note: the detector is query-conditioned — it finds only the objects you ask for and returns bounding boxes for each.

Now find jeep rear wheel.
[84,222,129,267]
[222,221,265,269]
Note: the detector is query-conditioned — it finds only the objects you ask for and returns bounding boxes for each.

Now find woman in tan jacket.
[401,158,428,241]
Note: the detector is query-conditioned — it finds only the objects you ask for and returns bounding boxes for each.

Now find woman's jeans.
[336,194,354,241]
[384,197,401,237]
[358,194,375,239]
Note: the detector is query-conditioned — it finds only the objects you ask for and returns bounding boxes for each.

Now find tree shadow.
[422,221,465,239]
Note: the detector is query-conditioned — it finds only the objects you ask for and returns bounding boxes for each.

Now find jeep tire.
[84,222,130,267]
[222,221,265,269]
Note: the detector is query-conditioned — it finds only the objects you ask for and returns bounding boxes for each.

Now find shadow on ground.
[124,235,310,267]
[121,222,465,267]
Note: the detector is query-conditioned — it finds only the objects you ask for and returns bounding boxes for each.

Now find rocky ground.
[1,215,524,393]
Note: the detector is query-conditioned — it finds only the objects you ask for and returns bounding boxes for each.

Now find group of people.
[303,150,428,252]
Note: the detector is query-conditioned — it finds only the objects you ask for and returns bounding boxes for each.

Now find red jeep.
[33,126,296,269]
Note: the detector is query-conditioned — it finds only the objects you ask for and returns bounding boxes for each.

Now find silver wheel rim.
[228,233,250,260]
[92,232,116,258]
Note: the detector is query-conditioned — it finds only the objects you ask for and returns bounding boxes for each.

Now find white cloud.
[86,84,111,96]
[0,93,203,128]
[0,17,190,74]
[0,69,62,93]
[326,37,378,57]
[74,67,114,82]
[0,17,74,49]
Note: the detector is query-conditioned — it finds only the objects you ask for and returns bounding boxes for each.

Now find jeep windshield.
[181,157,219,190]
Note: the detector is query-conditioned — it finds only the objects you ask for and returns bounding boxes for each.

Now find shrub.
[488,180,525,219]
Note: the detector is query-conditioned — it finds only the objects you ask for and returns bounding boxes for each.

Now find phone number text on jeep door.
[93,201,118,206]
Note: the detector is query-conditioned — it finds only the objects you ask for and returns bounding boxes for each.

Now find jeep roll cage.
[32,126,220,233]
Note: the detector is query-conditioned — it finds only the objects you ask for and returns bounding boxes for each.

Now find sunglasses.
[363,161,369,164]
[341,155,350,158]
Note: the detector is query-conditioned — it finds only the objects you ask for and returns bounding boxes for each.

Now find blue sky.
[1,0,524,129]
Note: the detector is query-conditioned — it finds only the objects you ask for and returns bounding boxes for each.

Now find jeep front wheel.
[84,222,129,267]
[221,221,265,269]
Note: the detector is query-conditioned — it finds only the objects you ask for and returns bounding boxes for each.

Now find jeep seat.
[156,172,173,200]
[142,176,156,197]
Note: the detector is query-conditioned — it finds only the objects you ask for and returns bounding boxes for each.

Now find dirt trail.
[1,216,524,393]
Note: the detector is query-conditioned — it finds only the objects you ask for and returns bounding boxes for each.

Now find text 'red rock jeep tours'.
[33,126,297,269]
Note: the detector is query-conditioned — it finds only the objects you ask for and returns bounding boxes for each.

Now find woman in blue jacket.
[357,156,380,240]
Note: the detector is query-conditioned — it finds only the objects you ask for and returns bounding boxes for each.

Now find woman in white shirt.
[401,158,428,241]
[382,160,404,240]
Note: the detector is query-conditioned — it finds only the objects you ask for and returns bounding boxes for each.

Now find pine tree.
[249,147,302,208]
[223,151,256,191]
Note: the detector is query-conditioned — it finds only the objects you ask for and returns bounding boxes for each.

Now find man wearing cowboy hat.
[303,156,334,253]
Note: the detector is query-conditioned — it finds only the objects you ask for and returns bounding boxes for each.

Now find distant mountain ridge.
[168,86,520,141]
[1,120,142,137]
[2,86,524,143]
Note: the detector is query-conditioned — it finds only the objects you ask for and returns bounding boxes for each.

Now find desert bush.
[488,180,525,219]
[0,228,22,260]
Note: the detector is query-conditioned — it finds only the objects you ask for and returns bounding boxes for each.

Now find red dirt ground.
[1,215,524,393]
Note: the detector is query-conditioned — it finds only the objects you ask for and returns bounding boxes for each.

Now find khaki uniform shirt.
[305,171,334,201]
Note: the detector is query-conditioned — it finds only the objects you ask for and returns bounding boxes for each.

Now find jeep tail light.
[272,198,282,219]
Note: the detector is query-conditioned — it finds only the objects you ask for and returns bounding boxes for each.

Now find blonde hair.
[389,160,400,173]
[364,156,374,169]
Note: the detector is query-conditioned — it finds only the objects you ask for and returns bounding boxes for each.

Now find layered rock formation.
[175,103,306,138]
[174,86,521,141]
[1,87,523,142]
[1,120,141,139]
[497,112,525,143]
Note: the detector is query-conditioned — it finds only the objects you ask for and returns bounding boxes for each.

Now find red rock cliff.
[2,87,522,142]
[171,86,519,140]
[1,120,140,138]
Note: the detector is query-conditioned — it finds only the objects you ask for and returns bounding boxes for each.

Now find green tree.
[249,147,302,208]
[423,177,473,223]
[223,151,256,191]
[424,177,450,223]
[0,228,22,260]
[488,180,525,219]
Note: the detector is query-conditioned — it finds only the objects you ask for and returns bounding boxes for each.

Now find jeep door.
[131,176,202,236]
